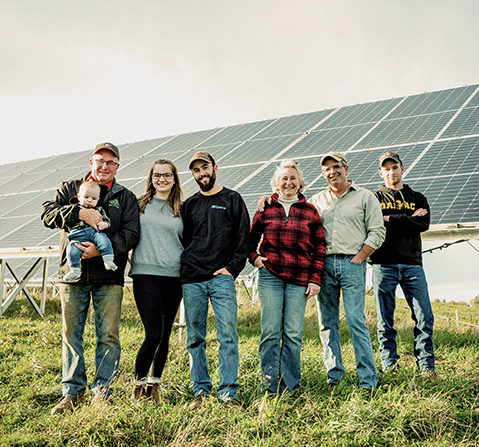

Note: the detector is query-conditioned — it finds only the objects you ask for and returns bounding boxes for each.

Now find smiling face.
[275,167,301,198]
[152,163,175,198]
[191,160,217,192]
[379,160,404,189]
[321,158,349,191]
[90,149,119,184]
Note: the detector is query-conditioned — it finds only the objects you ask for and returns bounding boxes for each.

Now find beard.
[196,171,216,192]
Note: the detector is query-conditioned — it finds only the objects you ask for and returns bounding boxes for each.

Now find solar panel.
[0,83,478,284]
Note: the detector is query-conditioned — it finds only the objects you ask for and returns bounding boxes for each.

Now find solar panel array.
[1,84,478,281]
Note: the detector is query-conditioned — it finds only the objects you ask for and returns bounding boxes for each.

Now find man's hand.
[256,195,272,212]
[254,256,268,268]
[213,267,232,276]
[412,208,428,217]
[78,208,103,231]
[351,244,375,265]
[305,283,321,298]
[74,241,101,259]
[97,221,108,231]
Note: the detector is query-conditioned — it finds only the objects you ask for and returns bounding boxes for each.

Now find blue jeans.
[258,267,308,394]
[316,255,378,389]
[372,264,435,371]
[59,283,123,399]
[182,274,240,400]
[67,226,114,269]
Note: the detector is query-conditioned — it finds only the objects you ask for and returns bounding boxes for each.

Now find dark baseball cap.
[189,151,215,169]
[379,151,402,167]
[92,142,120,160]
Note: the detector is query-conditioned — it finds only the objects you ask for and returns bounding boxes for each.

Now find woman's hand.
[305,283,321,298]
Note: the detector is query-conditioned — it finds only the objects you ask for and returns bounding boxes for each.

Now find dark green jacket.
[41,173,140,285]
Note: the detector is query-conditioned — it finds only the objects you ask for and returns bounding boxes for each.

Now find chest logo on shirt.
[109,199,120,209]
[381,200,416,211]
[211,205,226,210]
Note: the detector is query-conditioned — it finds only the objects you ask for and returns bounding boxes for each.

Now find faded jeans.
[316,255,378,389]
[66,225,114,269]
[182,274,240,400]
[258,267,308,394]
[372,264,435,371]
[60,283,122,399]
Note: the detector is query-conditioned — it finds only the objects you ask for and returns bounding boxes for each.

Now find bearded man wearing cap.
[42,142,140,414]
[181,152,250,411]
[370,152,437,379]
[258,152,385,390]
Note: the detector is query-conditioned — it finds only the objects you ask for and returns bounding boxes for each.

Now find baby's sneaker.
[64,268,81,281]
[104,261,118,271]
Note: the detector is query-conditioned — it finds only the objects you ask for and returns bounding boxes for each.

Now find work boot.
[422,370,439,381]
[146,383,160,403]
[187,393,208,410]
[224,398,245,412]
[131,384,147,402]
[51,395,85,415]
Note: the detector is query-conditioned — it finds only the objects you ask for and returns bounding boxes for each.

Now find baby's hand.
[97,221,108,231]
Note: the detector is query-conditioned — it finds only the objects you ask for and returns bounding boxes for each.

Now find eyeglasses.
[92,158,119,168]
[152,173,173,180]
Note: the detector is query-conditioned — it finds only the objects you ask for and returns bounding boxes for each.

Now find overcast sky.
[1,0,478,164]
[1,0,478,302]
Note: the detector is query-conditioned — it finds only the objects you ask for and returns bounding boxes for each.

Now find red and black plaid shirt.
[249,193,326,286]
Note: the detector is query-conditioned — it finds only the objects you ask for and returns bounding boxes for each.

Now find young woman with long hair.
[130,159,183,402]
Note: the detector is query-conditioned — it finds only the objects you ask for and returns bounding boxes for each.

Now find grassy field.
[0,286,478,446]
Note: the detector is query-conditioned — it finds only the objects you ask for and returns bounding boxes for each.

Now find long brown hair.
[138,159,182,217]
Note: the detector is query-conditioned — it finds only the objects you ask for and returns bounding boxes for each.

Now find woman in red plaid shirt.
[249,159,326,395]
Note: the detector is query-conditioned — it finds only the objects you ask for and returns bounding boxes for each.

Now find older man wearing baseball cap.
[308,152,385,391]
[42,142,140,414]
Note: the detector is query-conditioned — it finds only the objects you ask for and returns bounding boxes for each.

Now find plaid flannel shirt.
[249,193,326,286]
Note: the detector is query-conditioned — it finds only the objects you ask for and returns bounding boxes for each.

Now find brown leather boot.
[131,384,147,402]
[146,383,160,403]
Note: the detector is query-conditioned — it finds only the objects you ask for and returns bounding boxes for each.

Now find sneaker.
[104,261,117,271]
[187,394,208,410]
[224,398,245,412]
[51,395,84,415]
[63,268,81,281]
[132,384,147,402]
[422,370,439,381]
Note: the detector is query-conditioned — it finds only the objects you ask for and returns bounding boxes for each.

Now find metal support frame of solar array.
[1,84,478,316]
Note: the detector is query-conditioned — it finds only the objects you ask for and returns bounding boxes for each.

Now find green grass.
[0,287,478,446]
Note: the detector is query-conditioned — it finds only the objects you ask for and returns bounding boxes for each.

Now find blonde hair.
[270,159,305,195]
[79,180,101,194]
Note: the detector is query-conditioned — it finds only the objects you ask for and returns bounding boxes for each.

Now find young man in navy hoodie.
[370,152,437,380]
